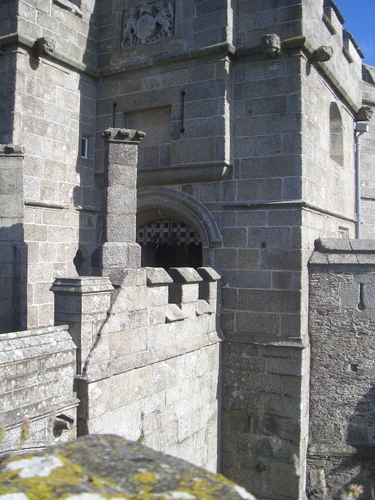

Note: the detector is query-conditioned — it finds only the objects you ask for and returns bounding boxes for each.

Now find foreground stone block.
[0,434,256,500]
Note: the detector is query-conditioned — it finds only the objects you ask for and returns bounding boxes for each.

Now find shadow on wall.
[0,225,27,334]
[72,1,103,278]
[330,385,375,499]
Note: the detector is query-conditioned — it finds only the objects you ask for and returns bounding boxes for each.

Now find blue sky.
[334,0,375,67]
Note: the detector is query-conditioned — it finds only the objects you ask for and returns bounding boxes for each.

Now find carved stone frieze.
[121,2,175,49]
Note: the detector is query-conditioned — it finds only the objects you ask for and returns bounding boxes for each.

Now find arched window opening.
[137,219,202,269]
[330,102,344,165]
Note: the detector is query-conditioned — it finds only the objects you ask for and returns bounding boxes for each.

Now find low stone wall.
[308,239,375,499]
[0,325,78,454]
[52,266,221,472]
[0,434,256,499]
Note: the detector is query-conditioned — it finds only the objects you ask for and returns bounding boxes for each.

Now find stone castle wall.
[1,266,221,473]
[0,324,78,454]
[0,0,100,329]
[53,267,221,471]
[308,239,375,499]
[1,1,375,499]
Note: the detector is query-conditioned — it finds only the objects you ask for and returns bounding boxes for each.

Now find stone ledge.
[310,238,375,265]
[0,435,256,499]
[51,277,114,294]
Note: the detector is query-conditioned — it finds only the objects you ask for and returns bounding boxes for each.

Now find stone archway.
[137,187,222,268]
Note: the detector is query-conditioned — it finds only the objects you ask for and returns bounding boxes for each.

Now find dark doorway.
[137,219,202,269]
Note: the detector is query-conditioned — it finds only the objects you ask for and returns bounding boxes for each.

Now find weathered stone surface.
[308,244,375,498]
[0,325,78,454]
[0,435,256,499]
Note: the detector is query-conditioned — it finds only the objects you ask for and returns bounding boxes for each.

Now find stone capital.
[0,144,25,157]
[102,128,146,144]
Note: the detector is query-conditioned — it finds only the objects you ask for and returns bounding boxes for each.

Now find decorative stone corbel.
[356,106,373,122]
[101,128,146,144]
[260,34,282,58]
[34,37,55,58]
[310,45,333,63]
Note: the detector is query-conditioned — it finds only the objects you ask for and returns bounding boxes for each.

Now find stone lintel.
[51,277,114,294]
[102,128,145,145]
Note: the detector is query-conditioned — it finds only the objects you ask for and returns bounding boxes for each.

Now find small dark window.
[80,137,89,158]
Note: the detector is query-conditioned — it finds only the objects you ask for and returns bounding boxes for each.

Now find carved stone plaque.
[121,2,175,48]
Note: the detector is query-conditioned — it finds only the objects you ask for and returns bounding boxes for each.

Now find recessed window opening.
[137,219,202,269]
[80,137,89,158]
[330,102,344,165]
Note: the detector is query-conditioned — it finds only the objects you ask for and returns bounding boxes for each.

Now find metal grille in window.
[137,219,201,246]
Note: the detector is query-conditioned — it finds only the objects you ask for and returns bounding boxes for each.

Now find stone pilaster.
[51,277,114,374]
[101,128,145,284]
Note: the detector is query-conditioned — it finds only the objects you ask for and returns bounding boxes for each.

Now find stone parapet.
[308,238,375,498]
[0,325,78,454]
[52,267,221,471]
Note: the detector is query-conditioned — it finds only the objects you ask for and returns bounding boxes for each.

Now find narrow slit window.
[330,102,344,166]
[80,137,89,159]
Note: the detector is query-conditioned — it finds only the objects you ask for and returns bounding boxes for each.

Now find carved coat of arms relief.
[121,2,175,48]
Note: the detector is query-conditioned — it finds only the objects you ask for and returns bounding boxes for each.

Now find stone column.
[0,144,27,333]
[51,276,114,374]
[101,128,145,284]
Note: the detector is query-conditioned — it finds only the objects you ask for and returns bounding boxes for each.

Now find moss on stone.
[0,435,256,500]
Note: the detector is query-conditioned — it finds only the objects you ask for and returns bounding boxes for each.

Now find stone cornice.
[137,162,232,187]
[0,31,361,114]
[223,199,356,224]
[0,33,96,77]
[98,41,236,77]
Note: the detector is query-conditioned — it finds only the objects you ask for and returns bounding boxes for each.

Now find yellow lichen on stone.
[133,472,157,485]
[0,452,126,500]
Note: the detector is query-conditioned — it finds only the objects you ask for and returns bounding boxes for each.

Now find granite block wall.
[0,324,78,454]
[1,0,101,328]
[52,267,221,472]
[308,239,375,499]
